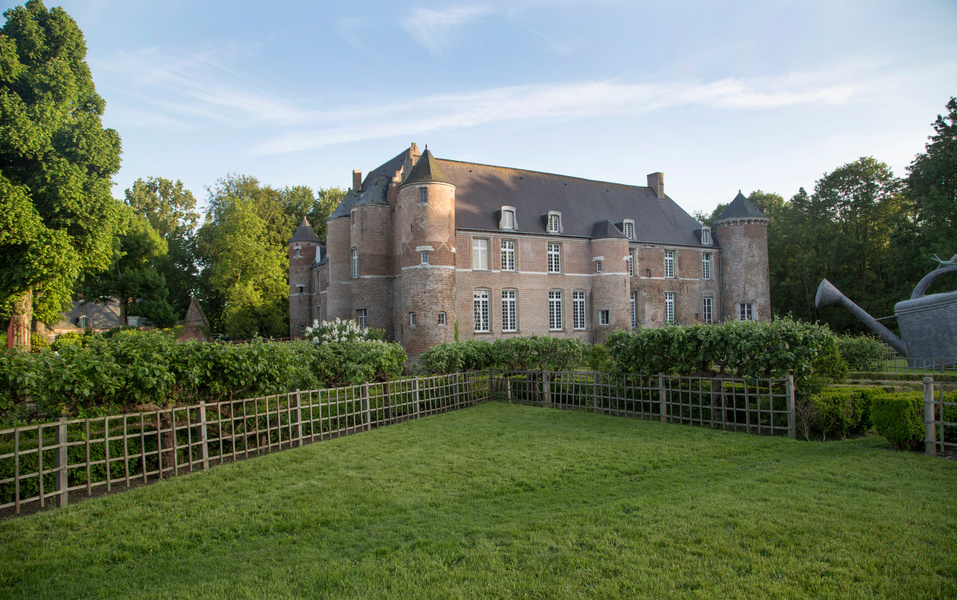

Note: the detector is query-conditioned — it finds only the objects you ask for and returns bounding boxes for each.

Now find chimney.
[647,172,664,198]
[352,170,362,191]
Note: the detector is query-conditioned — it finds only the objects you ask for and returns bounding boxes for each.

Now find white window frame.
[572,290,586,330]
[299,322,306,333]
[351,248,358,279]
[419,187,428,204]
[500,206,517,230]
[701,226,711,245]
[622,219,635,240]
[356,309,367,329]
[438,311,447,326]
[664,250,675,279]
[739,303,755,321]
[546,211,562,233]
[474,289,490,332]
[630,292,637,328]
[472,238,489,270]
[421,250,429,265]
[702,252,712,281]
[628,248,636,277]
[596,260,602,274]
[502,289,517,332]
[547,242,562,273]
[665,292,675,325]
[703,297,714,325]
[501,239,516,271]
[548,290,564,331]
[599,310,610,326]
[409,312,416,327]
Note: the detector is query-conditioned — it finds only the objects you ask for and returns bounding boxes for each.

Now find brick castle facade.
[289,143,770,357]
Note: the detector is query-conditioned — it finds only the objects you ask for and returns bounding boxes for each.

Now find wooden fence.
[492,371,795,438]
[0,372,489,516]
[924,378,957,457]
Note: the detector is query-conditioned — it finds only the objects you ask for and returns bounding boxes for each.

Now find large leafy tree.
[0,0,121,347]
[125,177,200,318]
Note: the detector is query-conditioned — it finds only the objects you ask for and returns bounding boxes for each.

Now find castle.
[289,143,770,357]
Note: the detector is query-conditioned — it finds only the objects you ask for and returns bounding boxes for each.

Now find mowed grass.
[1,402,955,600]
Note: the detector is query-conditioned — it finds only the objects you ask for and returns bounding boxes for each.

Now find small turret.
[713,192,770,322]
[289,217,321,337]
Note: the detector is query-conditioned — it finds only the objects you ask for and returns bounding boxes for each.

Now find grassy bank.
[1,402,954,599]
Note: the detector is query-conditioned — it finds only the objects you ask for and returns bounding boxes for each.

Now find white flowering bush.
[305,318,383,345]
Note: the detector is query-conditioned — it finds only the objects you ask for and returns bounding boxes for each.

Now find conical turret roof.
[715,192,767,222]
[289,217,321,243]
[403,148,449,185]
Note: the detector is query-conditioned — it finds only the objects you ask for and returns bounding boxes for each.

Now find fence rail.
[924,378,957,457]
[0,372,489,517]
[492,371,795,438]
[880,347,957,374]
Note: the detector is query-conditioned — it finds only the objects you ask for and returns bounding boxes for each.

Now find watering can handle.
[911,265,957,299]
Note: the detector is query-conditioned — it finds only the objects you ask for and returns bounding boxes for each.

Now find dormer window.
[546,211,562,234]
[499,206,517,230]
[701,226,712,246]
[622,219,635,240]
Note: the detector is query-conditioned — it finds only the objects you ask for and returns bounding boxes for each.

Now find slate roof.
[289,217,321,243]
[403,148,449,185]
[329,189,360,219]
[591,220,627,240]
[354,174,391,207]
[715,192,767,221]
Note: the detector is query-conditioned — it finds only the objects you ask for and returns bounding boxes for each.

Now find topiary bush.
[838,335,887,372]
[871,392,924,450]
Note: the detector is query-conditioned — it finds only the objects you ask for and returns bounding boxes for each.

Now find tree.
[125,177,200,318]
[0,0,121,347]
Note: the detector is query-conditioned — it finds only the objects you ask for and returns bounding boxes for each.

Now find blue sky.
[9,0,957,216]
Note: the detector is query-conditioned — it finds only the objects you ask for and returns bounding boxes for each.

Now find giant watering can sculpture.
[815,254,957,367]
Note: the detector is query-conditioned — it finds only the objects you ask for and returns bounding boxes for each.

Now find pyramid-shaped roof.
[715,192,767,222]
[591,220,627,240]
[403,148,449,185]
[289,217,321,243]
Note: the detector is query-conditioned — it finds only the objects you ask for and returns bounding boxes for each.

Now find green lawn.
[1,402,955,599]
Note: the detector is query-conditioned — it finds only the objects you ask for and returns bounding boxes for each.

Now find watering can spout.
[815,279,908,356]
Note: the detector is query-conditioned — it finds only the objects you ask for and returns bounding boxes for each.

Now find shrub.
[871,392,924,450]
[419,340,495,374]
[419,337,586,374]
[805,386,881,441]
[838,335,886,371]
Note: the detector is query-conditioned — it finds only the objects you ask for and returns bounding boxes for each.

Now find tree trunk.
[8,290,32,349]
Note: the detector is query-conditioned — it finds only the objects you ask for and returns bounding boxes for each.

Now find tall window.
[500,207,516,230]
[631,292,637,328]
[421,251,429,265]
[572,290,586,330]
[703,297,714,324]
[472,238,488,270]
[739,303,754,321]
[419,188,428,204]
[474,290,490,332]
[78,315,90,328]
[502,290,517,332]
[664,250,675,279]
[547,212,562,233]
[548,290,563,330]
[547,242,562,273]
[409,313,416,327]
[351,248,358,279]
[596,260,602,274]
[702,252,712,280]
[665,292,675,325]
[623,220,635,240]
[356,309,367,329]
[599,310,610,326]
[628,248,637,277]
[438,312,447,326]
[501,240,516,271]
[701,226,711,245]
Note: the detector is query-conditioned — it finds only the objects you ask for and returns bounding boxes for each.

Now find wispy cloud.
[400,6,492,57]
[252,75,855,155]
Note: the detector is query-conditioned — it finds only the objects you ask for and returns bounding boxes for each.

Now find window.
[296,284,305,294]
[739,303,754,321]
[572,290,586,330]
[501,240,515,271]
[628,248,637,277]
[500,207,516,230]
[703,297,714,325]
[702,252,712,280]
[474,290,490,332]
[596,260,602,274]
[351,248,358,279]
[472,238,488,270]
[547,211,562,233]
[438,312,447,326]
[665,292,675,325]
[664,250,675,279]
[623,219,635,240]
[356,309,367,329]
[78,315,90,329]
[299,322,306,333]
[547,242,562,273]
[549,291,564,331]
[502,290,517,332]
[421,251,429,265]
[701,226,712,245]
[631,292,638,328]
[293,245,302,259]
[409,312,416,327]
[599,310,610,326]
[419,188,428,204]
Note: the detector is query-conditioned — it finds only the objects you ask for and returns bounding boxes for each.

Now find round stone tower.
[395,148,457,356]
[351,174,395,336]
[288,217,321,337]
[713,192,771,322]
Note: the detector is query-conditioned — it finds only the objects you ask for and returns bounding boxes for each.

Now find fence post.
[924,377,937,457]
[658,374,668,423]
[593,372,600,414]
[413,377,421,419]
[198,401,210,470]
[543,372,551,407]
[292,390,303,446]
[55,417,69,509]
[786,375,796,440]
[362,383,371,431]
[489,367,494,402]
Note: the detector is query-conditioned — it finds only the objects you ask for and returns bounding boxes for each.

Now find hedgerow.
[418,337,586,374]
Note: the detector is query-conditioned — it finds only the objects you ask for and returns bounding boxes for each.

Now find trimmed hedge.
[419,337,586,374]
[871,393,924,450]
[837,335,886,372]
